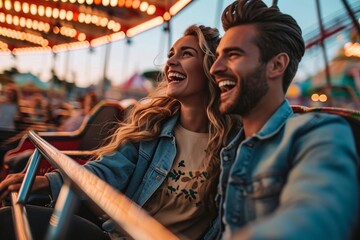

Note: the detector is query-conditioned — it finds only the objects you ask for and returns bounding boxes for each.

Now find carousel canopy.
[0,0,193,54]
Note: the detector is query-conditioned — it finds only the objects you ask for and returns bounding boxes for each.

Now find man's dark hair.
[222,0,305,92]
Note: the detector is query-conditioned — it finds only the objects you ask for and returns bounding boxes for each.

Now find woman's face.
[165,35,208,104]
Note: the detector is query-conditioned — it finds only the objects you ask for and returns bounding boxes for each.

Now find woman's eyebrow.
[179,45,198,53]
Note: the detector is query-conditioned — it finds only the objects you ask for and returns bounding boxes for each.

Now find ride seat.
[1,99,125,177]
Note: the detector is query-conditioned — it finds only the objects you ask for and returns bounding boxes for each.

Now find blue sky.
[0,0,358,87]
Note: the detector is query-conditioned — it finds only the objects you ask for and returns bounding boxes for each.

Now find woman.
[0,25,235,239]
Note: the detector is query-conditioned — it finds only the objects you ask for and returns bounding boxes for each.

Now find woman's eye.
[182,51,193,57]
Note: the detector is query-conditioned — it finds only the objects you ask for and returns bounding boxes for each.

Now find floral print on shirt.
[166,160,209,207]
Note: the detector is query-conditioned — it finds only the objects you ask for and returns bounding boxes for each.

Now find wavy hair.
[94,25,235,208]
[222,0,305,92]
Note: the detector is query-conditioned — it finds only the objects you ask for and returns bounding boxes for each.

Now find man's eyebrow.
[215,46,245,57]
[222,46,246,54]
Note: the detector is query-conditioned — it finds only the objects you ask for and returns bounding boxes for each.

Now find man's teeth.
[219,80,236,87]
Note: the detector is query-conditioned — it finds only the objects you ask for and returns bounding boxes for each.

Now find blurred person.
[57,91,99,132]
[0,25,236,239]
[206,0,359,239]
[0,85,19,131]
[31,93,46,122]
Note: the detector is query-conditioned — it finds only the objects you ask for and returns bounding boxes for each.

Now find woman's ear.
[267,52,289,79]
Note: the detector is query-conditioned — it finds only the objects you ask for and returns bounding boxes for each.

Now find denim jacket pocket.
[244,175,286,220]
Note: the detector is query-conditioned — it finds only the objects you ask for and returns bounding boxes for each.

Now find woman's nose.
[166,55,178,67]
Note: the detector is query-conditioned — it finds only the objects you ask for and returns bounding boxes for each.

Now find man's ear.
[267,53,289,79]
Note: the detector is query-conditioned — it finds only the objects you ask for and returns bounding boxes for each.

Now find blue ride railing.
[11,130,179,240]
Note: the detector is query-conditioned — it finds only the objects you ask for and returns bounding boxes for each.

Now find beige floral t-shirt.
[143,124,216,240]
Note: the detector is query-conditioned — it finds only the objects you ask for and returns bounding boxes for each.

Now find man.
[209,0,359,239]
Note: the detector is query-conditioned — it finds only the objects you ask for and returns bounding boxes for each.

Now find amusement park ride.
[301,0,360,108]
[0,0,193,53]
[0,0,359,102]
[0,0,359,239]
[0,0,195,98]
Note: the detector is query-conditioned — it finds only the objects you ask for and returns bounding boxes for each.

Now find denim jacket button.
[156,175,161,181]
[223,156,229,161]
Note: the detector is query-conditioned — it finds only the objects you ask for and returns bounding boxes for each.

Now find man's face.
[210,24,269,116]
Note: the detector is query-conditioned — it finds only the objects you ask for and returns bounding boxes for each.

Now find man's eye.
[228,52,239,59]
[167,52,174,58]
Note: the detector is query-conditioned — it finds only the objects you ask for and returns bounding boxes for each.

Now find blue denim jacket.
[46,115,185,237]
[46,115,179,204]
[207,100,359,240]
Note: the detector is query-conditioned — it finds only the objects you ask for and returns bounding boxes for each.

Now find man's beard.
[225,64,269,116]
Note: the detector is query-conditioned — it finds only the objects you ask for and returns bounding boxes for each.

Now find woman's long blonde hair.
[94,25,234,207]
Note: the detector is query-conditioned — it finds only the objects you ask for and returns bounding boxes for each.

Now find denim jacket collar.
[158,113,179,137]
[255,100,294,139]
[226,100,294,146]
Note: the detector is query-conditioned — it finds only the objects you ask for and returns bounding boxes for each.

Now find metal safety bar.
[11,130,179,240]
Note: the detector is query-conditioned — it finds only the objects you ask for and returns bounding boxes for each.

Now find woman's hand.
[0,174,50,201]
